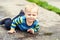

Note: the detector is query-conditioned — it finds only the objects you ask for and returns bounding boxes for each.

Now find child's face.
[25,8,38,22]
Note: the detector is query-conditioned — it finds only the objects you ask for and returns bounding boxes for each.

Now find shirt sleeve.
[32,20,40,32]
[11,16,22,28]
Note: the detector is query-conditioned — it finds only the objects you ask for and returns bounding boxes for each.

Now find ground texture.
[0,0,60,40]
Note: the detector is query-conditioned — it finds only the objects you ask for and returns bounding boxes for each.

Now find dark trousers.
[0,10,24,30]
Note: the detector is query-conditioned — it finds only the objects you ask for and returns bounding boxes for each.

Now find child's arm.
[8,16,21,34]
[8,28,16,34]
[32,23,39,32]
[11,16,21,28]
[27,22,40,34]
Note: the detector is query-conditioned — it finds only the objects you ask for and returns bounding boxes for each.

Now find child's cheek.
[34,17,37,19]
[27,16,31,19]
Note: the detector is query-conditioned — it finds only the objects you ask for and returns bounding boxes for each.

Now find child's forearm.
[10,27,15,31]
[8,27,16,34]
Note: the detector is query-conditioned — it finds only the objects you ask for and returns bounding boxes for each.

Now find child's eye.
[33,14,36,16]
[28,14,31,16]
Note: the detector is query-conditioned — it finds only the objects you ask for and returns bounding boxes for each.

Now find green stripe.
[18,17,20,24]
[11,23,16,26]
[20,17,23,23]
[15,19,18,24]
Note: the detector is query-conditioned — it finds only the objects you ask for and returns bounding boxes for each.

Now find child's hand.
[27,28,34,34]
[8,28,16,34]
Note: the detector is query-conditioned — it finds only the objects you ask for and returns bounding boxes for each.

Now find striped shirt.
[11,16,40,32]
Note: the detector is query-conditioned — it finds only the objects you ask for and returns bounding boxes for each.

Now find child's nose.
[30,15,33,17]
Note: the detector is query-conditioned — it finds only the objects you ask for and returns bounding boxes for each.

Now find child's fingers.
[8,31,12,34]
[30,29,34,34]
[8,31,16,34]
[27,29,34,34]
[27,29,31,32]
[30,30,34,34]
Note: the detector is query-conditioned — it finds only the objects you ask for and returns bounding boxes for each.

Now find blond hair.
[24,3,39,14]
